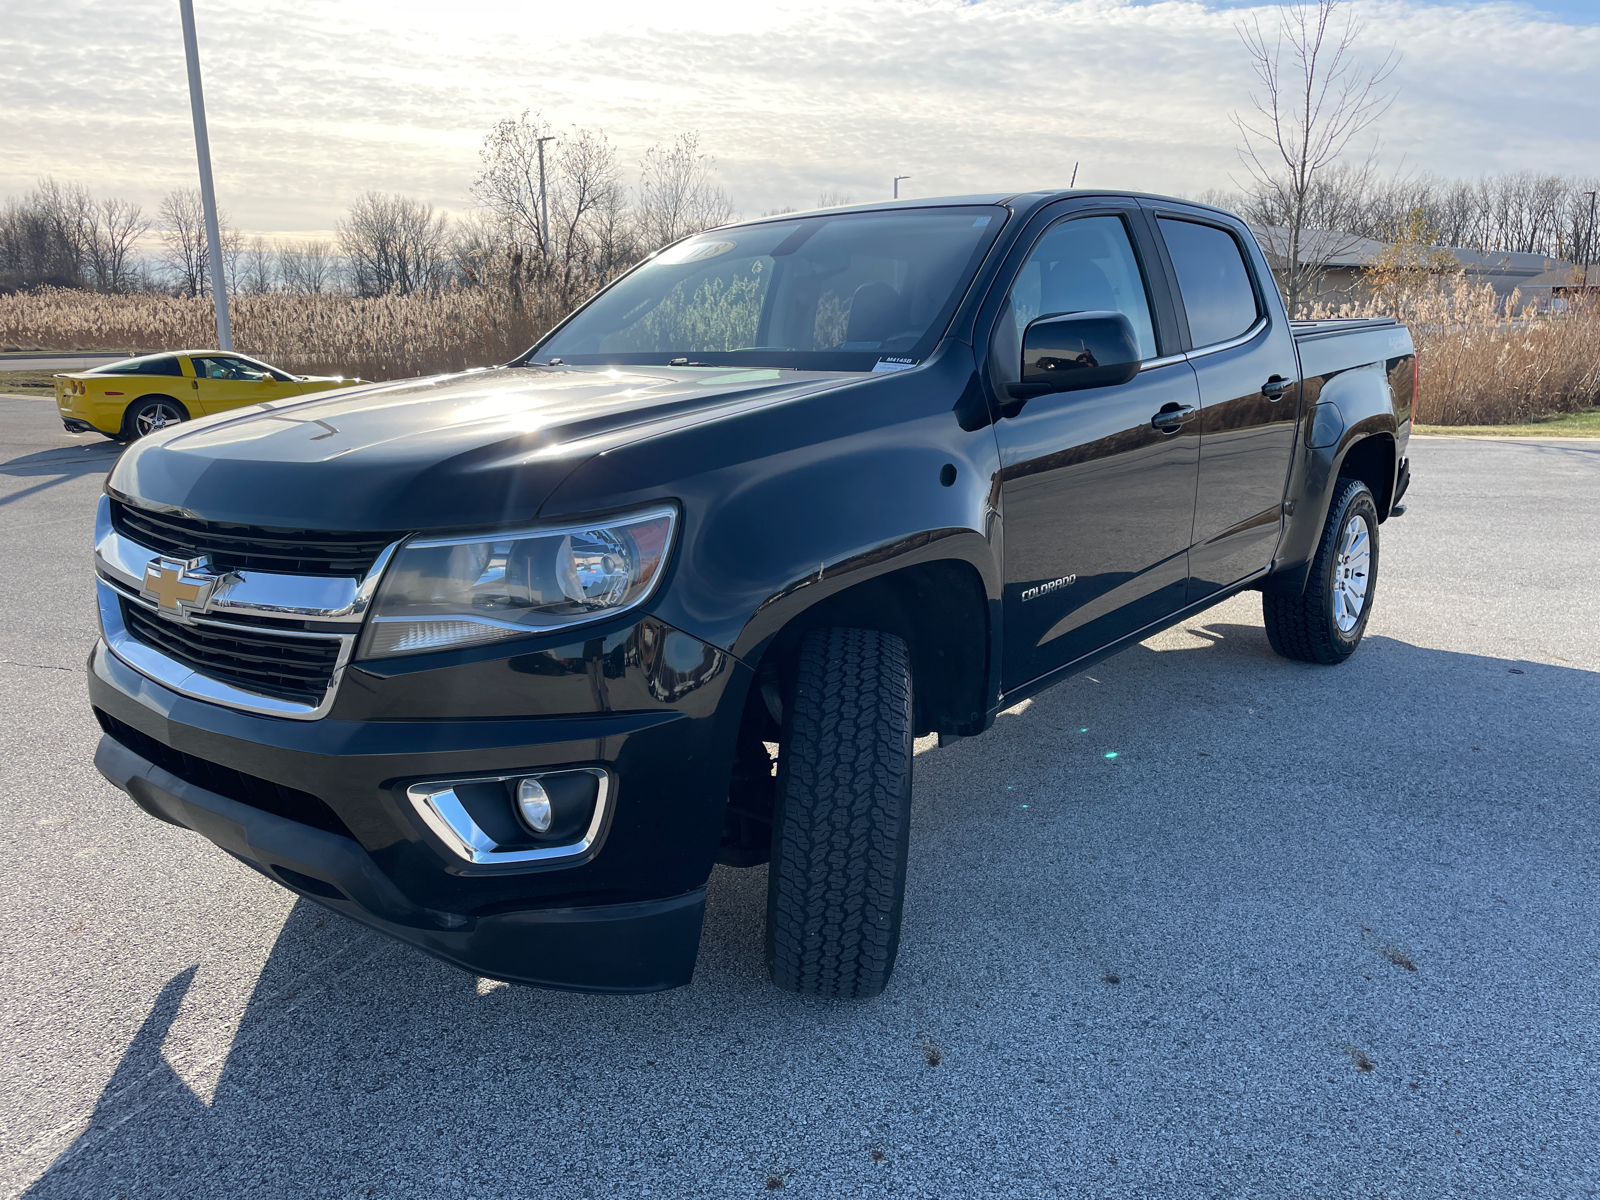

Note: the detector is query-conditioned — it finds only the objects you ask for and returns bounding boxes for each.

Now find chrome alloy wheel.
[134,401,184,437]
[1333,514,1371,633]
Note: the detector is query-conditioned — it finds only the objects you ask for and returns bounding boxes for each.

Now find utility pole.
[536,135,556,257]
[1584,190,1597,292]
[179,0,231,349]
[893,175,910,200]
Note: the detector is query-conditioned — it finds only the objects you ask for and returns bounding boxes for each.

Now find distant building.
[1517,262,1599,309]
[1248,224,1575,308]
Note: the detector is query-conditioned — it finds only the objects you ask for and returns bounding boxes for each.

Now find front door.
[988,211,1201,692]
[187,354,287,415]
[1152,214,1303,599]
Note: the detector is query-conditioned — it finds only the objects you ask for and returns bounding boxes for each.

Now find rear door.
[1147,209,1303,599]
[985,203,1201,691]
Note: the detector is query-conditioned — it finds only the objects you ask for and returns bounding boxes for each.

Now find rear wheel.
[765,628,914,998]
[122,395,188,440]
[1262,477,1379,664]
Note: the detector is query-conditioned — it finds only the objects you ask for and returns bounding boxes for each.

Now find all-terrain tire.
[765,627,914,998]
[1262,477,1380,665]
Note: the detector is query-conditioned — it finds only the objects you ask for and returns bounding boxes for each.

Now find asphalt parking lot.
[2,393,1597,1199]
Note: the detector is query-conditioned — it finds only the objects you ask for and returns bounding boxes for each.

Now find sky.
[2,0,1598,240]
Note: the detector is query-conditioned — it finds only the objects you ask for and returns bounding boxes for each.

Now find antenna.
[1070,162,1079,188]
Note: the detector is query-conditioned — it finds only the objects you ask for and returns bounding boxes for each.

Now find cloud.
[1,0,1596,233]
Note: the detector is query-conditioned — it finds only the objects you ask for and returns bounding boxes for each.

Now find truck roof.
[729,190,1235,228]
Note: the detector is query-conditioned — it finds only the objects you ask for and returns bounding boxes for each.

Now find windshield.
[532,206,1006,372]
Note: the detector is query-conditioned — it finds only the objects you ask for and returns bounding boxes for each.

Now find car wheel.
[766,627,914,998]
[1262,477,1380,665]
[123,396,189,440]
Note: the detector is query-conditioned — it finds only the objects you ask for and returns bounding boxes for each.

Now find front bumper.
[88,605,751,992]
[94,734,704,991]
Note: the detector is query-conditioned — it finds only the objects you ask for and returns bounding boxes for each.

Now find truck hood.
[108,364,856,532]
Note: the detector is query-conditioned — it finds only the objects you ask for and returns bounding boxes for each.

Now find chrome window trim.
[406,769,612,867]
[1182,316,1269,362]
[1138,353,1188,373]
[97,578,353,720]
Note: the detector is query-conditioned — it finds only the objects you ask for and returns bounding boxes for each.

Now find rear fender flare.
[1264,362,1398,597]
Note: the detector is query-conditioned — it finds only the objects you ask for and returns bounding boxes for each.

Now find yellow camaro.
[55,350,365,440]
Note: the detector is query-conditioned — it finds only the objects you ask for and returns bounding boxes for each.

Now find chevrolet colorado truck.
[89,192,1414,998]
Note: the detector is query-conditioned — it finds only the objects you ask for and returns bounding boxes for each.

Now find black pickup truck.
[89,191,1413,998]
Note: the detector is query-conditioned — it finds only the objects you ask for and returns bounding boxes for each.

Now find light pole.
[893,175,910,200]
[536,135,556,256]
[179,0,231,349]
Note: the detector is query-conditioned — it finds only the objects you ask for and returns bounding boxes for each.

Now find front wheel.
[766,627,914,998]
[122,395,189,440]
[1263,477,1380,664]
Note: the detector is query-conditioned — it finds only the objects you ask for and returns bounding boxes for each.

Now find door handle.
[1151,403,1197,433]
[1261,376,1291,401]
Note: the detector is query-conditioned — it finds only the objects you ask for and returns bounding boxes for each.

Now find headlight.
[358,504,677,659]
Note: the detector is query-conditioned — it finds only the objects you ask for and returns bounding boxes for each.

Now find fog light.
[516,777,553,833]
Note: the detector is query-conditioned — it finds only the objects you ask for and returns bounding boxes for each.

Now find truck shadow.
[20,623,1599,1197]
[0,441,121,508]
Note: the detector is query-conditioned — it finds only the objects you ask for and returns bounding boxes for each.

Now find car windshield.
[532,206,1007,372]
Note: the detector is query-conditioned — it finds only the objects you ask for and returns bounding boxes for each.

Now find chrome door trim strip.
[1182,317,1269,362]
[1138,353,1189,373]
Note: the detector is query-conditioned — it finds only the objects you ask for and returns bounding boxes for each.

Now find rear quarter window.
[97,355,183,377]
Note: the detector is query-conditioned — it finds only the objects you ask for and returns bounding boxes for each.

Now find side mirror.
[261,375,276,384]
[1008,310,1142,402]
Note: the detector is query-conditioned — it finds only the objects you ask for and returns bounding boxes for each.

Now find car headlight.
[358,504,677,659]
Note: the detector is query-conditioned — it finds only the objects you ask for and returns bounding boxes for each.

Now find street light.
[893,175,910,200]
[537,136,556,256]
[179,0,231,350]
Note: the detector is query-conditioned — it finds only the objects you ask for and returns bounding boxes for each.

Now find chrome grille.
[111,500,397,577]
[119,596,342,706]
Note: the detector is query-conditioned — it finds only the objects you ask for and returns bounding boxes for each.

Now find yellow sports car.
[55,350,365,440]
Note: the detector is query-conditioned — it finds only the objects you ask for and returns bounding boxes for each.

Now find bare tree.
[277,238,336,294]
[635,133,736,251]
[473,111,556,258]
[84,198,150,292]
[473,114,634,296]
[551,127,630,285]
[241,236,275,294]
[1233,0,1397,315]
[337,192,451,296]
[159,188,210,297]
[816,190,854,209]
[0,177,94,289]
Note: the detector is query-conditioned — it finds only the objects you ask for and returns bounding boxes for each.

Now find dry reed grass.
[5,277,1598,425]
[0,287,564,382]
[1311,277,1600,425]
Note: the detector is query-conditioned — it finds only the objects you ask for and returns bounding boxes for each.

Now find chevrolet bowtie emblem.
[140,557,220,623]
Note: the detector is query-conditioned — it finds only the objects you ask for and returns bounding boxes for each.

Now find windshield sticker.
[871,358,918,374]
[656,239,737,266]
[973,216,991,227]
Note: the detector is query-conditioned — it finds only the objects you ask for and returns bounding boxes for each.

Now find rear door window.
[1158,219,1260,347]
